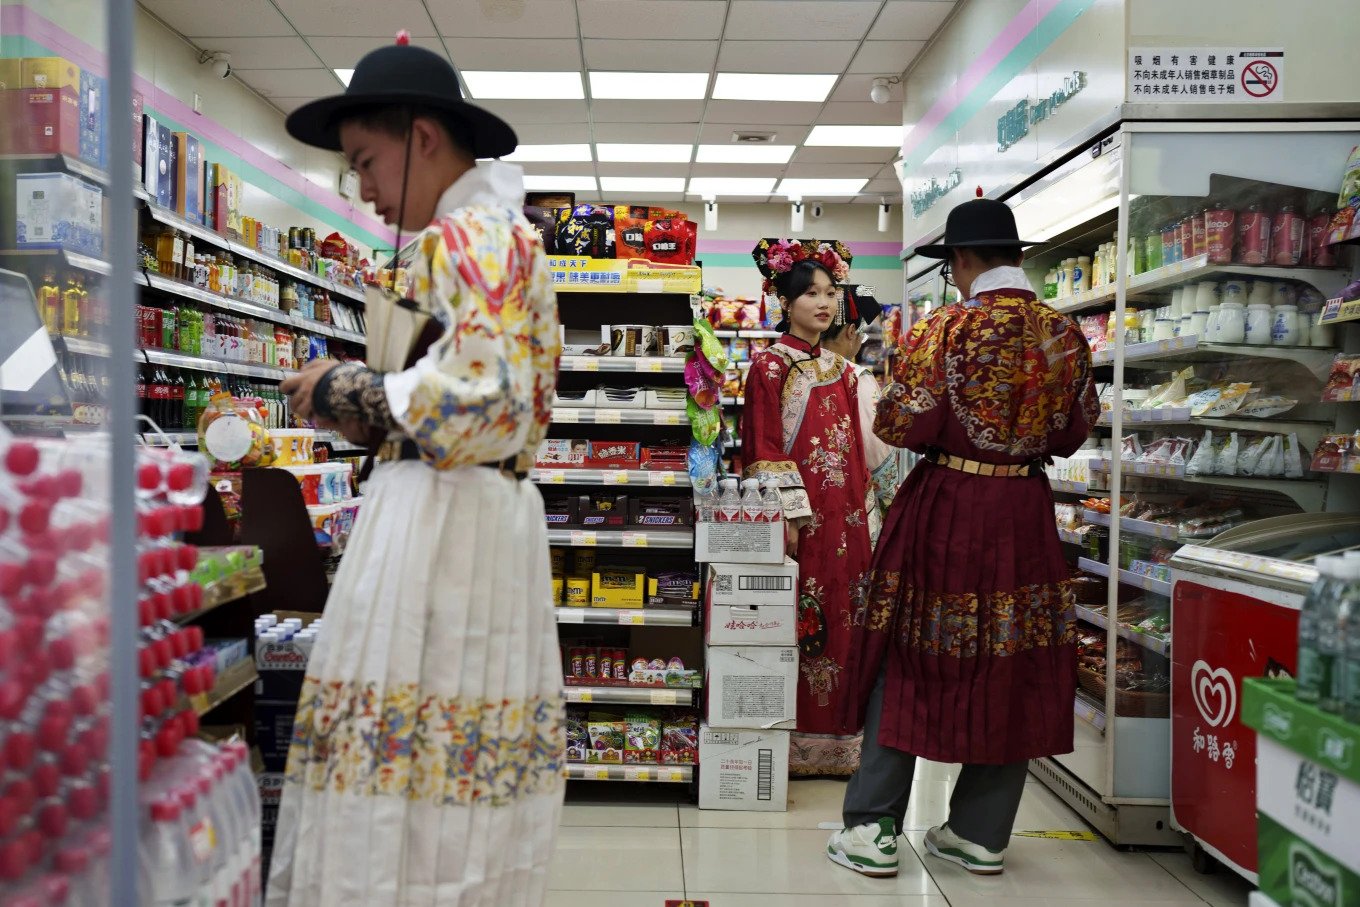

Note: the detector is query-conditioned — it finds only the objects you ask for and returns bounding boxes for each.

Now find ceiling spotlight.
[705,201,718,232]
[870,76,900,105]
[878,202,891,233]
[199,51,232,80]
[790,201,805,233]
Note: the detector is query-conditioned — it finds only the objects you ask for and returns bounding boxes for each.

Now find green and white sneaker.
[924,824,1005,875]
[826,818,899,878]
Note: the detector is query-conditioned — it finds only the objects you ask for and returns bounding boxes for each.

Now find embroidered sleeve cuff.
[313,362,398,432]
[779,487,812,521]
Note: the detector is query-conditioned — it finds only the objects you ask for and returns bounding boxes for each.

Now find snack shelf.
[1096,407,1192,425]
[551,408,688,426]
[531,468,689,487]
[0,247,112,276]
[1051,283,1118,315]
[188,659,258,717]
[1092,335,1198,367]
[563,685,700,706]
[1097,411,1332,440]
[1088,458,1326,510]
[546,528,694,549]
[176,567,267,624]
[142,347,295,382]
[564,763,694,783]
[1057,527,1087,545]
[1074,692,1107,733]
[1082,508,1182,541]
[711,329,781,340]
[1074,604,1170,657]
[1050,477,1090,495]
[141,272,365,344]
[555,606,697,627]
[0,152,110,185]
[57,335,112,357]
[140,199,368,304]
[559,356,684,374]
[1078,556,1173,597]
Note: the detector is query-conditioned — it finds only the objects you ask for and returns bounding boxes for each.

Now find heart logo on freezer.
[1190,660,1236,728]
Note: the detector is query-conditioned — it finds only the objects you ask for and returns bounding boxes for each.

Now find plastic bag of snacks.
[1323,353,1360,401]
[644,217,698,265]
[1187,430,1215,476]
[197,390,273,469]
[556,205,616,259]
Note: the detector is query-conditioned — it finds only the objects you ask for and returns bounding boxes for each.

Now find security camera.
[208,53,232,80]
[870,76,900,105]
[811,203,825,219]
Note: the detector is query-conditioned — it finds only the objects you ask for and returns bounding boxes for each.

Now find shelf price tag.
[538,470,567,484]
[593,767,611,780]
[644,360,665,373]
[622,532,648,548]
[568,689,594,703]
[188,693,209,714]
[570,530,597,547]
[618,612,645,626]
[654,412,684,425]
[557,609,586,624]
[554,409,581,423]
[649,689,679,705]
[626,767,651,781]
[595,410,623,424]
[648,472,677,487]
[578,358,600,372]
[603,470,630,485]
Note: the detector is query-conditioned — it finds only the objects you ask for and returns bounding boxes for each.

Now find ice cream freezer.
[1168,513,1360,883]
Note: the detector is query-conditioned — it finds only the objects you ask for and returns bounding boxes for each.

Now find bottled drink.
[39,269,61,333]
[1319,557,1360,714]
[1298,555,1341,705]
[740,478,763,522]
[761,481,783,523]
[171,370,186,429]
[1339,552,1360,722]
[63,274,82,337]
[716,478,741,523]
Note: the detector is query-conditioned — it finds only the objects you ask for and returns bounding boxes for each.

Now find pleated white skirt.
[265,460,565,907]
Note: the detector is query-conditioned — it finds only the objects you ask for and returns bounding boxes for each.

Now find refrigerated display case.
[1169,514,1360,881]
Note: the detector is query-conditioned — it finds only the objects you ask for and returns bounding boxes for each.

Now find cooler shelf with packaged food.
[1077,555,1174,597]
[555,606,697,627]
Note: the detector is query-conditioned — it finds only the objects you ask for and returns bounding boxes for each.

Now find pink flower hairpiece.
[751,237,853,296]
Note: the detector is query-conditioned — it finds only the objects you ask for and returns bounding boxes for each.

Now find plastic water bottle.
[1298,555,1341,705]
[740,478,764,522]
[145,793,197,906]
[1319,556,1360,714]
[716,478,741,523]
[694,483,718,523]
[761,481,783,523]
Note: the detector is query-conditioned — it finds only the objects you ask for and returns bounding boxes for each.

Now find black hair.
[956,244,1024,268]
[820,321,852,343]
[336,104,475,158]
[774,259,837,302]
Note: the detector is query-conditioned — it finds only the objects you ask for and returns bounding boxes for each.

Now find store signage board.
[1128,48,1285,102]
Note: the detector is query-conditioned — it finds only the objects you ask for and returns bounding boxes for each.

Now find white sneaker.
[924,824,1005,874]
[826,817,899,878]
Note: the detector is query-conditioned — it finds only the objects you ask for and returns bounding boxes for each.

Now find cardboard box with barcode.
[698,725,790,811]
[706,559,798,646]
[592,566,645,608]
[704,645,797,730]
[695,521,783,564]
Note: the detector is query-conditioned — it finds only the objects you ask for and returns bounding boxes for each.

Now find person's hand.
[785,520,800,557]
[280,359,341,422]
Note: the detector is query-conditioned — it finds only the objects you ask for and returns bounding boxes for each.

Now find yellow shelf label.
[540,470,566,484]
[555,409,581,423]
[569,690,594,703]
[650,689,679,705]
[579,359,600,372]
[655,413,684,425]
[603,470,629,485]
[644,360,664,372]
[594,767,611,780]
[622,532,648,548]
[570,530,598,547]
[595,410,623,424]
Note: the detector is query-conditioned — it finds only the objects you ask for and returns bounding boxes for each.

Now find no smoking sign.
[1241,59,1278,98]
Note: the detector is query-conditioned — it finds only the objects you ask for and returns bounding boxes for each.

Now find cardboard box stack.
[696,515,797,811]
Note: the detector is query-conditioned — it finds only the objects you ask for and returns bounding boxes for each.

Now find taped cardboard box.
[695,521,783,564]
[704,646,797,730]
[706,602,796,647]
[706,559,797,608]
[698,726,789,811]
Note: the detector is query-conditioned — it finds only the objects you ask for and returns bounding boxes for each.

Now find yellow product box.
[546,256,702,295]
[0,59,21,90]
[22,57,80,90]
[564,576,590,606]
[591,567,645,608]
[551,575,564,604]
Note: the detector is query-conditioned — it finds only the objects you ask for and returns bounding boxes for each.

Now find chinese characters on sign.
[909,168,962,217]
[1293,761,1338,836]
[1192,725,1239,769]
[1128,48,1284,103]
[996,71,1088,152]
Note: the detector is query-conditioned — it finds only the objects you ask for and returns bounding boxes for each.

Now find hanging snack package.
[688,441,720,496]
[1202,382,1254,418]
[556,205,616,259]
[1215,432,1241,476]
[645,218,696,265]
[693,320,730,373]
[1284,432,1306,478]
[1187,430,1215,476]
[614,206,650,259]
[687,396,721,446]
[1237,435,1271,476]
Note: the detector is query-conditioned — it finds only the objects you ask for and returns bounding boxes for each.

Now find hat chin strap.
[389,106,415,292]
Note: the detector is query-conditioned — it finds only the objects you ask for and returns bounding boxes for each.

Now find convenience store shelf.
[1082,508,1182,541]
[176,567,267,624]
[546,528,694,549]
[1088,458,1326,510]
[0,152,110,185]
[1049,477,1090,495]
[551,408,688,426]
[1057,527,1087,545]
[531,468,689,487]
[564,763,693,783]
[141,272,365,344]
[559,355,684,373]
[563,685,700,706]
[143,348,295,382]
[58,336,112,358]
[722,397,746,407]
[1126,253,1350,301]
[556,606,697,627]
[0,247,112,276]
[188,659,258,717]
[1074,604,1170,657]
[1094,334,1337,377]
[1074,692,1107,733]
[1078,556,1173,597]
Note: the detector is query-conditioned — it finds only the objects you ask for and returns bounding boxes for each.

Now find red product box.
[641,445,688,471]
[586,440,641,469]
[6,87,80,157]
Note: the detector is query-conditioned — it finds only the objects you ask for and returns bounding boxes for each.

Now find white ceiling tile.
[272,0,438,36]
[579,0,727,39]
[475,99,592,124]
[688,162,789,179]
[793,146,898,164]
[832,74,905,103]
[816,101,904,125]
[139,0,294,37]
[266,97,321,115]
[705,100,822,126]
[595,163,692,178]
[716,41,857,74]
[592,123,700,143]
[429,0,579,38]
[849,40,926,75]
[513,124,593,143]
[518,161,597,176]
[783,163,881,179]
[725,0,881,41]
[307,35,447,69]
[583,40,720,72]
[235,68,348,98]
[591,100,704,124]
[868,1,955,41]
[865,178,905,193]
[444,38,583,70]
[194,37,319,70]
[697,123,811,144]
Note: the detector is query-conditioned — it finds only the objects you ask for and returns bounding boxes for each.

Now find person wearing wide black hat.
[267,34,565,907]
[827,197,1099,879]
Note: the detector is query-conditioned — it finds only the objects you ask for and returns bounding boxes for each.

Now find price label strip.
[617,612,646,626]
[644,360,665,373]
[595,409,623,424]
[567,689,594,703]
[622,532,649,548]
[649,689,679,705]
[570,530,598,547]
[578,358,600,372]
[557,608,586,624]
[648,471,677,487]
[537,470,567,484]
[603,470,630,485]
[554,409,581,423]
[654,412,684,425]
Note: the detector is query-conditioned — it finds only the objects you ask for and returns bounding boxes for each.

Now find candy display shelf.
[1078,555,1173,597]
[1074,604,1170,657]
[188,658,258,717]
[551,408,687,426]
[564,763,694,783]
[143,347,296,383]
[1083,508,1182,541]
[555,606,697,627]
[141,271,365,344]
[0,247,112,276]
[546,528,694,549]
[563,685,701,707]
[176,566,267,624]
[559,355,684,374]
[530,468,689,487]
[140,199,367,304]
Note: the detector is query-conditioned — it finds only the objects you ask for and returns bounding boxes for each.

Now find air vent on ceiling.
[732,131,776,144]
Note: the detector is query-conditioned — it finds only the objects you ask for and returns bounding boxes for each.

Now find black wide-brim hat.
[915,197,1040,258]
[285,41,517,158]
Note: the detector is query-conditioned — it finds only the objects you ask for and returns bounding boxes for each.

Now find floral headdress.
[751,238,853,298]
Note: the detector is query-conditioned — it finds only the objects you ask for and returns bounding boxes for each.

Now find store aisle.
[548,762,1255,907]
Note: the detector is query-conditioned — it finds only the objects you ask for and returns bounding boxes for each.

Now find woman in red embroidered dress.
[742,239,874,777]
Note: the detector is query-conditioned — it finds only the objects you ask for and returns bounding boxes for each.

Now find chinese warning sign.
[1128,48,1284,103]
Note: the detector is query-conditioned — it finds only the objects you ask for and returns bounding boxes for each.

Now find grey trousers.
[842,671,1030,852]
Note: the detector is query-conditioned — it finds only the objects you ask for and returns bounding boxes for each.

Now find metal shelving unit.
[551,408,688,426]
[531,468,689,487]
[141,271,364,343]
[555,606,697,627]
[1073,604,1170,657]
[563,685,700,707]
[1078,556,1173,597]
[546,527,694,549]
[559,355,685,373]
[564,763,694,783]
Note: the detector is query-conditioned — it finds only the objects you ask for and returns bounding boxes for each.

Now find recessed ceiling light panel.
[687,177,777,197]
[462,71,585,100]
[777,178,869,199]
[805,125,903,147]
[596,144,693,163]
[599,177,687,194]
[334,68,354,87]
[589,71,709,100]
[523,175,599,191]
[504,144,594,162]
[712,73,837,103]
[695,144,795,164]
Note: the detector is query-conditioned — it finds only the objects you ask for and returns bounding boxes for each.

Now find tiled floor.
[548,762,1256,907]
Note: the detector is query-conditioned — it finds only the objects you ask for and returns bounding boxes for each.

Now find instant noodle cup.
[306,503,341,544]
[285,466,325,506]
[269,430,315,466]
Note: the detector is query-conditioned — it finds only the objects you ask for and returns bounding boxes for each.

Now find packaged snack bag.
[645,218,696,265]
[1186,430,1215,476]
[614,206,650,259]
[556,205,615,258]
[624,713,662,764]
[1284,432,1306,478]
[1215,432,1240,476]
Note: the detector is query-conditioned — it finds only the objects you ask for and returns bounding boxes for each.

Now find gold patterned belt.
[925,450,1044,478]
[374,439,526,479]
